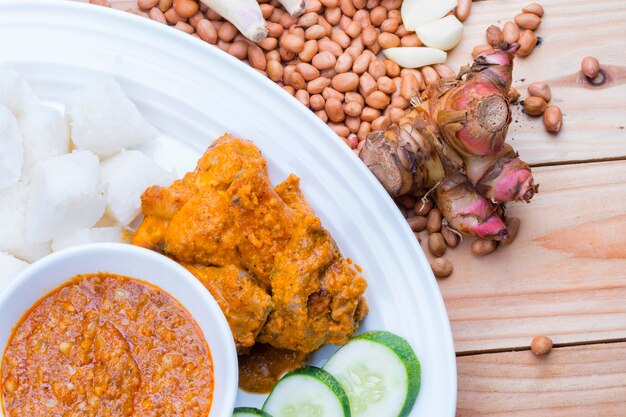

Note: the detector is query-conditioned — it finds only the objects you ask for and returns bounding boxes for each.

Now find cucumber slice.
[263,366,351,417]
[233,407,273,417]
[323,331,420,417]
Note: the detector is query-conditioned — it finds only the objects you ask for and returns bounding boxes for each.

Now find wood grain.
[447,0,626,166]
[457,342,626,416]
[422,160,626,353]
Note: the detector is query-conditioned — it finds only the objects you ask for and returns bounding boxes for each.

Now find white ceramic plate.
[0,1,456,415]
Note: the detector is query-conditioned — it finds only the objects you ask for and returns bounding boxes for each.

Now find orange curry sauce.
[1,273,213,417]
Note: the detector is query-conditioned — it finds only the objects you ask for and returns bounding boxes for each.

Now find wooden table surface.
[84,0,626,414]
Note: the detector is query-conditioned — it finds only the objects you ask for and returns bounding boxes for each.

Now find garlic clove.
[401,0,458,31]
[382,47,447,69]
[415,15,464,51]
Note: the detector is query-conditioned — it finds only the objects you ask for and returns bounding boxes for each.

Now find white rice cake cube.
[0,106,23,190]
[0,69,41,117]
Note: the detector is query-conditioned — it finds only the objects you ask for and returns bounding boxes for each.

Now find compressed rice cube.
[26,151,105,243]
[0,69,41,117]
[18,105,70,180]
[52,227,128,252]
[0,252,29,292]
[101,150,174,224]
[0,106,24,190]
[65,79,159,158]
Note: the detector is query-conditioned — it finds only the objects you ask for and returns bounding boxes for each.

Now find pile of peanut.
[90,0,470,154]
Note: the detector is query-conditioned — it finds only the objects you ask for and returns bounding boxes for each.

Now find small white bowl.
[0,243,238,417]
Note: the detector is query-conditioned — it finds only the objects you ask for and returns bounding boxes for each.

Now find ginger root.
[360,43,537,240]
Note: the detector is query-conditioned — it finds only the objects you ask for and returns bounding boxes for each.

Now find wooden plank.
[447,0,626,166]
[422,160,626,353]
[457,342,626,416]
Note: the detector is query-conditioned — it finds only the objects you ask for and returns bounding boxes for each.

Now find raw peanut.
[400,73,418,100]
[307,77,331,94]
[260,4,274,19]
[501,217,521,245]
[361,26,378,46]
[455,0,472,22]
[325,7,342,25]
[332,30,352,49]
[389,107,405,122]
[280,13,298,29]
[248,45,267,71]
[305,24,326,40]
[523,3,545,17]
[284,65,296,84]
[378,32,401,49]
[384,59,401,77]
[299,40,319,62]
[421,66,439,86]
[370,41,382,55]
[321,0,339,6]
[370,115,390,131]
[367,0,381,7]
[441,227,459,248]
[528,82,552,102]
[320,68,338,79]
[325,98,346,123]
[353,0,366,8]
[427,208,442,233]
[329,123,350,136]
[318,38,343,57]
[266,22,284,38]
[346,116,361,132]
[218,21,238,42]
[298,12,319,28]
[335,53,354,73]
[523,96,547,116]
[380,18,399,34]
[368,60,387,80]
[284,85,296,96]
[158,0,172,12]
[354,10,373,28]
[433,64,455,79]
[339,0,356,16]
[173,0,198,18]
[344,100,363,116]
[543,105,563,133]
[345,21,363,38]
[471,239,497,256]
[216,40,230,53]
[360,107,381,122]
[381,0,402,10]
[407,216,427,232]
[346,45,364,61]
[359,72,377,96]
[270,5,284,22]
[323,87,345,101]
[267,60,284,82]
[352,53,372,74]
[395,24,410,37]
[370,6,387,26]
[518,29,538,57]
[296,63,320,81]
[339,15,352,30]
[318,16,334,36]
[295,90,310,107]
[310,94,326,110]
[351,35,365,50]
[305,0,323,13]
[279,47,296,61]
[332,72,360,92]
[502,21,520,44]
[531,335,553,356]
[281,34,305,53]
[164,8,183,25]
[472,44,494,58]
[430,258,453,278]
[401,34,422,47]
[377,76,396,94]
[391,95,409,110]
[507,87,521,103]
[515,13,542,31]
[289,72,307,90]
[486,25,504,47]
[345,92,364,105]
[258,37,278,51]
[581,56,600,78]
[357,121,371,141]
[188,12,204,28]
[428,233,446,257]
[312,51,337,70]
[137,10,150,17]
[149,7,167,24]
[138,0,158,10]
[206,9,222,20]
[413,199,433,216]
[175,21,194,34]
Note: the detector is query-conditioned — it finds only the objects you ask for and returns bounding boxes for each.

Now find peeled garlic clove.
[401,0,458,31]
[416,15,464,51]
[383,47,447,69]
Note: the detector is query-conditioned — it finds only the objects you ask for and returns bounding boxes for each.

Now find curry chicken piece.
[132,135,368,371]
